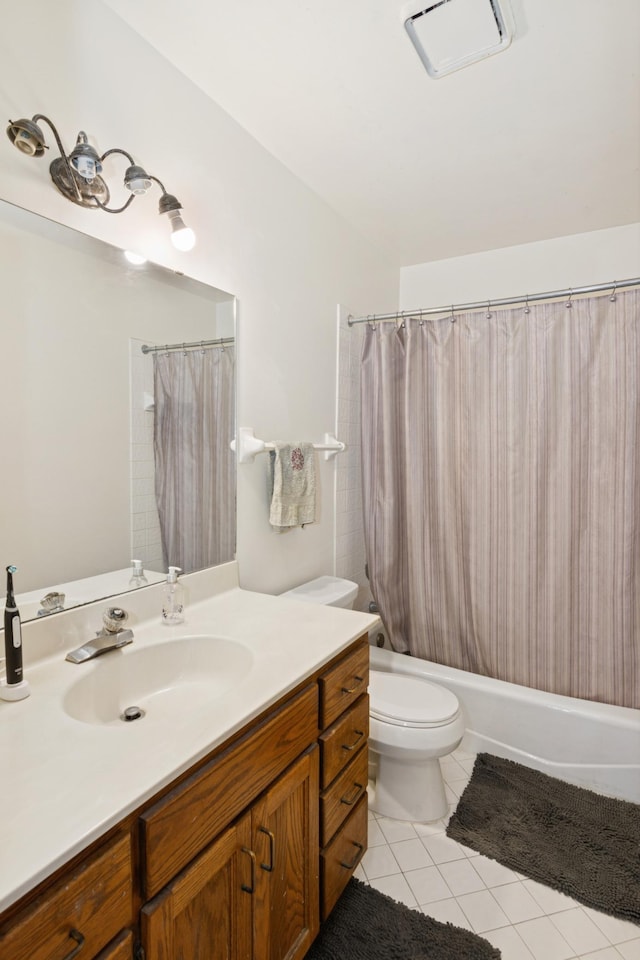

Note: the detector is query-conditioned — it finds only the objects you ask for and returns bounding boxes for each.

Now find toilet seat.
[369,672,460,728]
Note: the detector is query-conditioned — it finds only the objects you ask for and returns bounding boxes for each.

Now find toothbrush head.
[6,565,17,574]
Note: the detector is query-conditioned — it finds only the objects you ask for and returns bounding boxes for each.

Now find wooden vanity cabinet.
[317,638,369,919]
[0,635,370,960]
[141,747,319,960]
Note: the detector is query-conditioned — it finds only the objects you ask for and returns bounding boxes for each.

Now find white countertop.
[0,564,377,913]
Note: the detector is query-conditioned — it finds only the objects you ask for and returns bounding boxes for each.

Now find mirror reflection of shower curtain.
[361,290,639,709]
[153,346,235,574]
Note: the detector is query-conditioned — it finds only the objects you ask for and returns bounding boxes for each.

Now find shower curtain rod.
[347,276,640,325]
[141,336,234,354]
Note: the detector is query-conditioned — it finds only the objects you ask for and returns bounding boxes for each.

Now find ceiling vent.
[402,0,513,79]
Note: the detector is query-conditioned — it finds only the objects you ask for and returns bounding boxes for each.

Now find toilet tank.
[281,576,358,609]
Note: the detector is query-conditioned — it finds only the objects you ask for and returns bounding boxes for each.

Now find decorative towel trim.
[269,442,316,529]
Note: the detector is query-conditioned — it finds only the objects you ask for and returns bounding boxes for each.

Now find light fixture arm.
[31,114,82,204]
[89,147,139,213]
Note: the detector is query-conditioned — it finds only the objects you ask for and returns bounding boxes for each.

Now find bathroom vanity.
[0,564,374,960]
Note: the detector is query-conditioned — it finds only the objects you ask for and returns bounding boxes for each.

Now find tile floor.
[355,748,640,960]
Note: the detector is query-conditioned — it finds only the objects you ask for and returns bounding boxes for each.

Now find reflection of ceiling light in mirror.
[402,0,513,78]
[124,250,147,265]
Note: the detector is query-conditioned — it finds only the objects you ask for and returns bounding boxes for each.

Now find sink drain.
[120,705,145,722]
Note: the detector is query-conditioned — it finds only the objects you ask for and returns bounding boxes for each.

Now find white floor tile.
[617,940,640,959]
[368,873,419,909]
[445,777,470,799]
[514,916,577,960]
[583,908,640,946]
[366,819,387,847]
[578,949,627,960]
[353,863,367,882]
[421,897,475,931]
[390,837,434,872]
[490,882,546,923]
[421,832,469,864]
[376,816,419,844]
[437,858,486,896]
[472,854,520,887]
[483,925,538,960]
[412,819,448,838]
[361,844,401,879]
[404,864,453,905]
[550,909,611,955]
[522,878,582,915]
[456,890,512,933]
[439,756,468,781]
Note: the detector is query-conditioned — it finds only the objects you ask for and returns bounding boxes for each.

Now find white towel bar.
[231,427,346,464]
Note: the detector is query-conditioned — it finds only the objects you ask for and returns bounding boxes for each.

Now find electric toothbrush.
[1,565,31,701]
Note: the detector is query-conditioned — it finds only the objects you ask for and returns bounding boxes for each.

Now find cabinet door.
[252,747,319,960]
[141,814,253,960]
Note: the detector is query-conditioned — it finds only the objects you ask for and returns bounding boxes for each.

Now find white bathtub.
[369,645,640,803]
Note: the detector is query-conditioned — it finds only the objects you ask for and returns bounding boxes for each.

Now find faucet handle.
[102,607,129,633]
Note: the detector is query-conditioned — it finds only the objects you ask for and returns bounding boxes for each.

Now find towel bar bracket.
[230,427,346,464]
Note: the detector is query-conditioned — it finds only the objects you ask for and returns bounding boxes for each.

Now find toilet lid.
[370,672,460,727]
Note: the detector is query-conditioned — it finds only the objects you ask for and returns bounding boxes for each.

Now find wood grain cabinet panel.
[320,742,368,847]
[141,684,319,898]
[96,930,135,960]
[319,695,369,789]
[318,640,369,729]
[320,795,368,920]
[0,833,133,960]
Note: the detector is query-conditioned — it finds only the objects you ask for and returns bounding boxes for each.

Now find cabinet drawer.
[318,638,369,728]
[320,794,368,919]
[320,743,368,846]
[96,930,134,960]
[319,695,369,789]
[0,833,133,960]
[141,683,319,898]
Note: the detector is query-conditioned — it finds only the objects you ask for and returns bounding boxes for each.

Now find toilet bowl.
[281,576,465,822]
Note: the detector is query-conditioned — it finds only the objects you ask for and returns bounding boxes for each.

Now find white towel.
[269,442,316,529]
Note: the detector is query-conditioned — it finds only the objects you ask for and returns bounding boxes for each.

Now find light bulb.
[166,208,196,251]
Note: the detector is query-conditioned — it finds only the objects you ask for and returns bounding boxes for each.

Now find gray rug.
[447,752,640,924]
[306,878,500,959]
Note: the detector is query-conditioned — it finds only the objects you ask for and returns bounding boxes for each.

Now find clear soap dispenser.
[162,566,185,625]
[129,559,149,588]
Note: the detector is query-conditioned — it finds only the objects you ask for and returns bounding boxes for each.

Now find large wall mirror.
[1,198,236,621]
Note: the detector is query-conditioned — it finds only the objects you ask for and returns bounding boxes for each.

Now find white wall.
[400,224,640,308]
[0,0,398,596]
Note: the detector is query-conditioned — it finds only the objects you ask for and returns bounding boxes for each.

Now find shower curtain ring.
[524,295,530,314]
[486,300,492,319]
[565,289,573,309]
[450,305,456,323]
[609,281,618,302]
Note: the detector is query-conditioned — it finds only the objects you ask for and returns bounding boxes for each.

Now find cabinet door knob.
[241,847,256,894]
[258,826,276,872]
[339,841,364,871]
[62,929,85,960]
[341,675,364,694]
[341,729,364,752]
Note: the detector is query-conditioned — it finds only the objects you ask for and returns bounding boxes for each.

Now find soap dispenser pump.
[129,559,149,588]
[162,566,185,625]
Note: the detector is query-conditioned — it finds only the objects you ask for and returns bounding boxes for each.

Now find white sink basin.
[62,635,253,726]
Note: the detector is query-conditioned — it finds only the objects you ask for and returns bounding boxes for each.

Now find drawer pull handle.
[241,846,256,894]
[259,826,275,872]
[341,729,364,752]
[340,781,364,806]
[341,675,364,694]
[339,841,364,871]
[62,929,85,960]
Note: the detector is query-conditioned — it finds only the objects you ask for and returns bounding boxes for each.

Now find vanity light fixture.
[6,114,196,251]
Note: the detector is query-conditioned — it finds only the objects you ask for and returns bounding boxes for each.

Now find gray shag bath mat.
[306,878,500,960]
[447,752,640,924]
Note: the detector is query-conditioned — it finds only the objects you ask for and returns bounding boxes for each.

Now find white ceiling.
[104,0,640,267]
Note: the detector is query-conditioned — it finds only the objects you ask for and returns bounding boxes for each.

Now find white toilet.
[281,576,465,822]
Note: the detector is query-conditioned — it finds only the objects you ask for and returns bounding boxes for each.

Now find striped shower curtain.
[154,345,235,574]
[361,290,640,708]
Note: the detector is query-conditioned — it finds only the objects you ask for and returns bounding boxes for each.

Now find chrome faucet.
[65,607,134,664]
